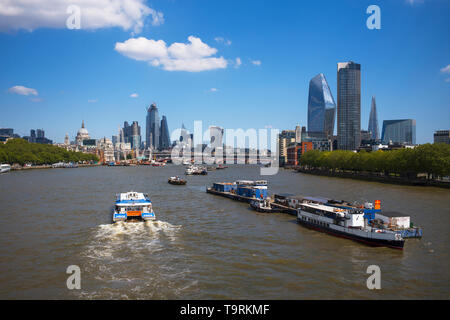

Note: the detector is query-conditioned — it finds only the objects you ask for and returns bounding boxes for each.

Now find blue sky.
[0,0,449,144]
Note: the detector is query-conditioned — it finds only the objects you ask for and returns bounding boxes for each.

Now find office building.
[160,116,171,150]
[146,103,160,150]
[337,61,361,150]
[308,73,336,138]
[209,126,224,147]
[123,121,141,150]
[434,130,450,145]
[278,130,296,165]
[381,119,416,145]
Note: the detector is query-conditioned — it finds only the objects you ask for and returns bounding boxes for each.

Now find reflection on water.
[0,165,449,299]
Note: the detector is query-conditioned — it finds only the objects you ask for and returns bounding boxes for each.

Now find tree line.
[300,143,450,180]
[0,138,99,165]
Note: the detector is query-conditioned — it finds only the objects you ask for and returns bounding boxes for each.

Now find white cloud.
[115,35,228,72]
[440,65,450,74]
[8,85,38,96]
[251,60,262,66]
[214,37,231,45]
[235,57,242,68]
[210,88,218,92]
[130,93,139,98]
[0,0,163,34]
[88,99,98,103]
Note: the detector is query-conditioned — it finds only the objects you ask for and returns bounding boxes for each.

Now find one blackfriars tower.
[307,73,336,138]
[337,61,361,150]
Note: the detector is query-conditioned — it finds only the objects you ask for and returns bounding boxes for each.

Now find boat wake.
[76,220,197,299]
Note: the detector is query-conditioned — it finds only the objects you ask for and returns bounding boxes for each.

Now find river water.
[0,165,448,299]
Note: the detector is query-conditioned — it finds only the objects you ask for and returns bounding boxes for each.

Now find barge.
[206,180,268,203]
[297,202,404,249]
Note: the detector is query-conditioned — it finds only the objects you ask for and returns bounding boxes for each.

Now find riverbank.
[10,163,101,171]
[296,167,450,189]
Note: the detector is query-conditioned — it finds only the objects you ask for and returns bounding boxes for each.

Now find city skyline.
[0,1,449,144]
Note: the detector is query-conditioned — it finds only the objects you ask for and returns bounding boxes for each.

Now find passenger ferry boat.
[113,191,155,222]
[297,202,404,249]
[0,164,11,173]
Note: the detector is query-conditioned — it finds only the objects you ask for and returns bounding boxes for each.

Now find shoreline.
[295,167,450,189]
[10,163,101,171]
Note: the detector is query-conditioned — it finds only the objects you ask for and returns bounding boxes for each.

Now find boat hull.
[296,218,405,249]
[168,179,186,185]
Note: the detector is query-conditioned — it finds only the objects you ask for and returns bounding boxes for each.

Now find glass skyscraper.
[122,121,141,150]
[337,61,361,150]
[159,115,171,150]
[146,103,160,150]
[307,73,336,138]
[381,119,416,145]
[368,96,379,140]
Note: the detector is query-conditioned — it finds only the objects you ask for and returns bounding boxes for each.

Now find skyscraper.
[123,121,141,150]
[159,115,171,150]
[381,119,416,145]
[368,96,379,140]
[146,103,160,150]
[37,129,45,139]
[337,61,361,150]
[307,73,336,138]
[209,126,224,147]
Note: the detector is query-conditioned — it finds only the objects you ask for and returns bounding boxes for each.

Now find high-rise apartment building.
[307,73,336,138]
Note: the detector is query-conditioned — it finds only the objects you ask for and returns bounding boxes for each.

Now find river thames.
[0,165,448,299]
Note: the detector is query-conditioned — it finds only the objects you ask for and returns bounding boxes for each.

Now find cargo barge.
[206,180,268,203]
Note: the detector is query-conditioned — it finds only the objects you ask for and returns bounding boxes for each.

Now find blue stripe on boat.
[115,199,151,204]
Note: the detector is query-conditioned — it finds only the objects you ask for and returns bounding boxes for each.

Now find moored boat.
[113,191,156,222]
[297,202,404,249]
[250,199,274,213]
[0,164,11,173]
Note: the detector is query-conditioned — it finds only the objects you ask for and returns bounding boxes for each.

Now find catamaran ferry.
[297,202,404,249]
[113,191,156,222]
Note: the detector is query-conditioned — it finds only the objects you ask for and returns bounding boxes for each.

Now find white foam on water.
[78,219,188,299]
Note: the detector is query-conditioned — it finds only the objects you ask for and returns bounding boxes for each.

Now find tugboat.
[250,198,274,213]
[297,202,404,249]
[113,191,156,222]
[168,176,187,185]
